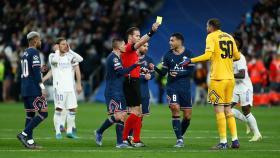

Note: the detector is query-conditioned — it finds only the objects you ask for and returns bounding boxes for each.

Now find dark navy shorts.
[105,96,127,115]
[141,97,150,115]
[167,88,192,110]
[23,96,48,112]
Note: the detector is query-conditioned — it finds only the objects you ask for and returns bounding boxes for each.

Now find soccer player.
[43,38,83,139]
[121,22,160,147]
[128,42,155,146]
[231,35,262,142]
[95,38,141,148]
[150,33,195,148]
[180,18,241,149]
[17,31,48,149]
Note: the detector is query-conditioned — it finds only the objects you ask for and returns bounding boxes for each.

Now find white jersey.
[233,54,253,94]
[49,50,83,92]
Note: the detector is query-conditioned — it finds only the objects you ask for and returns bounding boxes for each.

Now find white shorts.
[54,89,78,109]
[233,89,253,106]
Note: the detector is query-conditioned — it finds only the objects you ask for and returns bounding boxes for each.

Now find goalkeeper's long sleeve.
[191,51,212,63]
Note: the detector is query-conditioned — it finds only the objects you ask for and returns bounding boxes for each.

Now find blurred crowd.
[0,0,161,102]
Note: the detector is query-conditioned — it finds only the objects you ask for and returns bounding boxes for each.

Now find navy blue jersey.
[21,48,42,97]
[104,52,137,97]
[139,55,155,98]
[155,49,195,89]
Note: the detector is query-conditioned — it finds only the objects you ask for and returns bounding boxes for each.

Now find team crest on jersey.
[113,57,119,63]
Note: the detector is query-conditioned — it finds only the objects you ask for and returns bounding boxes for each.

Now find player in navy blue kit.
[150,33,195,148]
[17,31,48,149]
[95,38,140,148]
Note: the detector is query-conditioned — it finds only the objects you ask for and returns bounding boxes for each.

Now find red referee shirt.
[121,42,140,78]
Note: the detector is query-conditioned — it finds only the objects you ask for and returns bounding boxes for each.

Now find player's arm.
[32,53,46,96]
[74,65,82,94]
[151,55,168,76]
[133,22,160,50]
[234,56,246,79]
[232,40,241,61]
[234,69,245,79]
[149,58,156,80]
[115,64,138,76]
[191,36,213,63]
[69,49,83,63]
[42,69,52,83]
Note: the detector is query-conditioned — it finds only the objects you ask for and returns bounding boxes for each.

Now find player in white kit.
[231,35,262,142]
[43,37,83,139]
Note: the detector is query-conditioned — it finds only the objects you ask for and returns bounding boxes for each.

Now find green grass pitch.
[0,102,279,158]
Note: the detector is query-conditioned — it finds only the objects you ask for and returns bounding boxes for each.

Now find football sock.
[25,112,35,139]
[116,121,124,144]
[246,113,261,135]
[97,115,116,134]
[216,112,227,143]
[122,113,138,140]
[181,118,191,136]
[61,109,67,128]
[172,116,182,140]
[24,112,48,139]
[232,108,247,122]
[226,112,238,141]
[66,111,76,134]
[54,110,62,135]
[133,116,142,142]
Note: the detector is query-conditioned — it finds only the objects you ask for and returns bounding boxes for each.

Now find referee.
[121,22,160,147]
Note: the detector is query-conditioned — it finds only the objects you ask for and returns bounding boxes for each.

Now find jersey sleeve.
[236,55,246,71]
[32,53,41,67]
[112,57,123,70]
[205,35,214,53]
[31,52,42,83]
[232,39,240,61]
[125,43,136,53]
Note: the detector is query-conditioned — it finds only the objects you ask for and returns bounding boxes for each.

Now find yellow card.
[156,16,162,24]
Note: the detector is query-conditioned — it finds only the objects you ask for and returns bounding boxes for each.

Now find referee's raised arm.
[134,22,160,50]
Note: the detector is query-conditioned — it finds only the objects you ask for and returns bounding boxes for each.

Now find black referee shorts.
[123,77,141,107]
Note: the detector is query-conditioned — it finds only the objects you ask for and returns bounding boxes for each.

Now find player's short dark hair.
[55,37,66,44]
[126,27,140,37]
[207,18,221,29]
[171,33,184,44]
[112,38,124,49]
[233,34,243,50]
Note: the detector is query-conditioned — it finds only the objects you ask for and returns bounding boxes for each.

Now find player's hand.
[141,67,149,74]
[178,57,191,67]
[53,44,59,52]
[149,63,155,70]
[170,71,178,77]
[41,89,47,98]
[41,65,49,73]
[76,84,82,95]
[152,22,160,32]
[145,73,151,80]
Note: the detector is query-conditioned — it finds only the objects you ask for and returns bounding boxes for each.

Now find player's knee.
[183,111,192,120]
[55,108,63,112]
[241,105,251,116]
[169,104,180,111]
[69,108,76,112]
[26,112,35,118]
[39,111,48,119]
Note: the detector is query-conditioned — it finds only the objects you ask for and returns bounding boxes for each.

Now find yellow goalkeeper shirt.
[191,30,240,80]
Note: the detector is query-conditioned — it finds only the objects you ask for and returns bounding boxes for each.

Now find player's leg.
[66,91,78,138]
[240,90,262,141]
[180,90,192,137]
[60,108,67,132]
[53,90,66,139]
[224,80,239,148]
[167,90,183,148]
[114,98,128,148]
[209,80,228,149]
[122,78,142,145]
[18,96,48,149]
